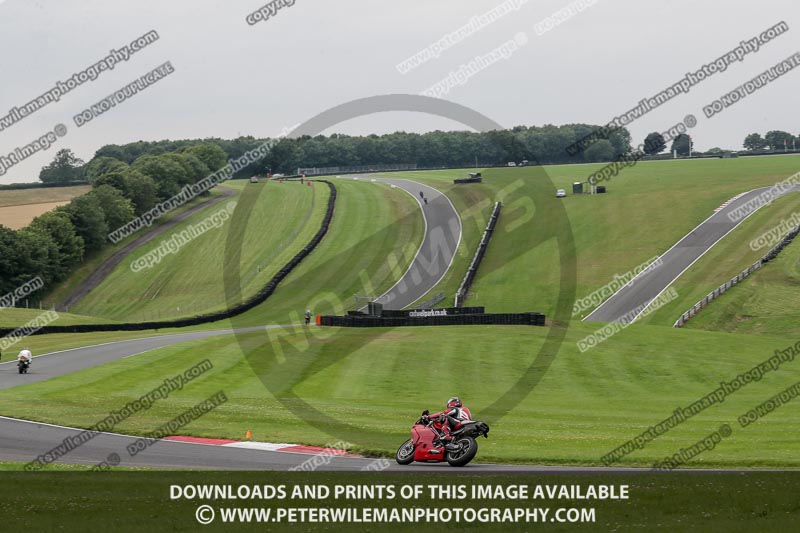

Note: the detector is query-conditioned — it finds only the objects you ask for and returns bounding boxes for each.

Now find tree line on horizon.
[36,124,637,188]
[742,130,800,152]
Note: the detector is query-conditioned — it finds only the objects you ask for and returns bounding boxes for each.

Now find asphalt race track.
[585,184,800,323]
[369,178,461,310]
[1,416,781,473]
[4,414,788,473]
[0,326,268,390]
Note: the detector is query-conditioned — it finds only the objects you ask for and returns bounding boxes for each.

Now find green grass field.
[60,179,423,325]
[682,234,800,338]
[193,179,425,328]
[42,187,230,310]
[2,322,799,468]
[68,181,325,320]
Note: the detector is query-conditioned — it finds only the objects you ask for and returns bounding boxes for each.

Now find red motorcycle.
[395,409,489,467]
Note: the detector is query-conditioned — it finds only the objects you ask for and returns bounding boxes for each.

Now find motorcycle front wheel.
[395,439,415,465]
[446,436,478,467]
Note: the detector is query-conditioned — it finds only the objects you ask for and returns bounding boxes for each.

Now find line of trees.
[88,126,633,173]
[743,130,799,151]
[639,129,800,156]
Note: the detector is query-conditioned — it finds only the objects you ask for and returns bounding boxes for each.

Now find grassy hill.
[69,180,327,321]
[382,155,800,319]
[212,178,425,327]
[42,187,231,310]
[60,179,424,325]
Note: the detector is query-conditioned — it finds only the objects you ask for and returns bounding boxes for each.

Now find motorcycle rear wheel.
[395,439,415,465]
[446,436,478,467]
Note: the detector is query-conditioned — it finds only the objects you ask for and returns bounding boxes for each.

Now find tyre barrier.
[0,180,338,337]
[455,202,501,307]
[319,312,545,328]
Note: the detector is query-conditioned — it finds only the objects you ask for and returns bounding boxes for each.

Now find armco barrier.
[319,312,545,328]
[455,201,501,307]
[673,223,800,328]
[0,180,337,337]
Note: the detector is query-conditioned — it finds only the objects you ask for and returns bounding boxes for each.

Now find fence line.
[455,201,501,308]
[673,223,800,327]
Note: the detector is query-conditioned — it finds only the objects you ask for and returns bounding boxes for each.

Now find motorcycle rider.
[429,397,470,444]
[18,348,32,368]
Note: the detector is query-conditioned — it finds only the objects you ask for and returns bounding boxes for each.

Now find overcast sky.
[0,0,798,184]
